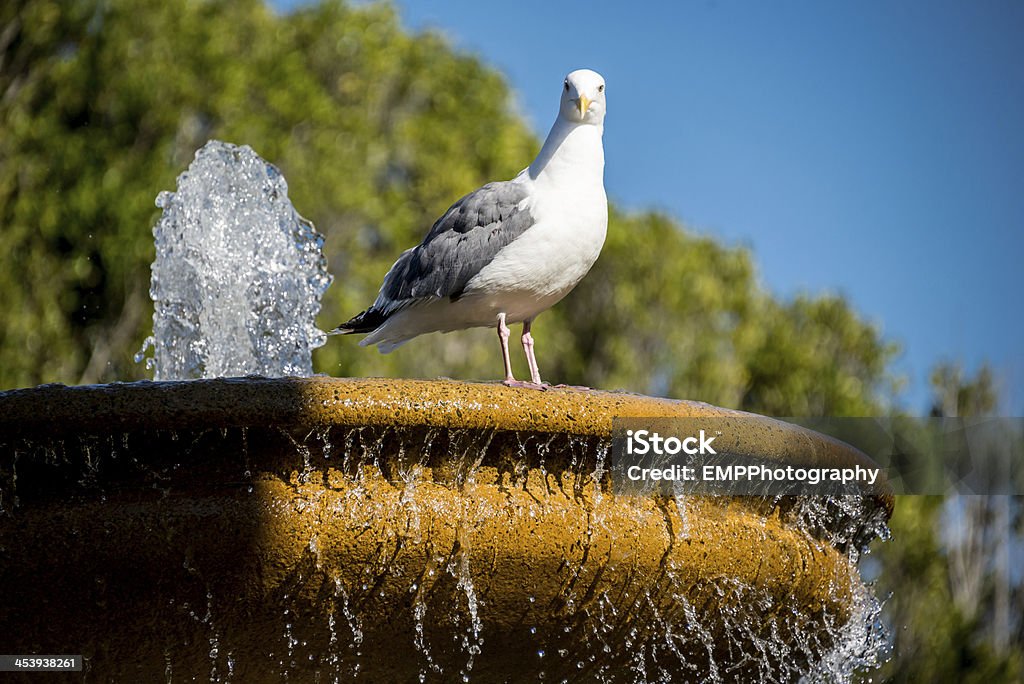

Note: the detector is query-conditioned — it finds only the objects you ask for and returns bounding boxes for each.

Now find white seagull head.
[559,69,606,125]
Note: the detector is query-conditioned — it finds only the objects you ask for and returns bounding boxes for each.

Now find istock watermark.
[625,429,718,456]
[611,417,1024,496]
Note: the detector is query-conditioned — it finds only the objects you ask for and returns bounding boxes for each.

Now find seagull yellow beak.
[576,94,591,116]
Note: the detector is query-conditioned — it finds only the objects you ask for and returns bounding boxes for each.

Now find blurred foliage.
[0,0,898,419]
[872,496,1023,683]
[868,366,1023,683]
[929,361,999,418]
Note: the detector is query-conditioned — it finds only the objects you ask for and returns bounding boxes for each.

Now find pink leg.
[522,319,543,385]
[499,314,546,390]
[497,313,515,383]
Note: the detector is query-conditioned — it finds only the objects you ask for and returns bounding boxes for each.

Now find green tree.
[929,361,998,418]
[740,294,899,416]
[870,365,1023,683]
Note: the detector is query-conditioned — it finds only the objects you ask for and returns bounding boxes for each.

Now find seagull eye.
[598,84,604,92]
[563,80,569,91]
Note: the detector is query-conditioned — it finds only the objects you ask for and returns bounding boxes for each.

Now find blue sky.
[280,1,1024,414]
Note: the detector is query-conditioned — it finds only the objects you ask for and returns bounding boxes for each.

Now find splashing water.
[137,140,332,379]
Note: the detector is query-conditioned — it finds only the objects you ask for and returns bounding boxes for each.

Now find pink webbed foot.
[501,378,548,391]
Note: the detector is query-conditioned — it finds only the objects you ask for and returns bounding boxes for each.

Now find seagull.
[332,69,608,388]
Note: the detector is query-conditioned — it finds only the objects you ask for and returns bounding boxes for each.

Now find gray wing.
[376,180,534,308]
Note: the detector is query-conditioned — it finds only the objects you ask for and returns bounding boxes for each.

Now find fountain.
[0,143,892,682]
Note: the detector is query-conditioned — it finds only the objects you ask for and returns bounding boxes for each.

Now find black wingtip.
[331,308,389,335]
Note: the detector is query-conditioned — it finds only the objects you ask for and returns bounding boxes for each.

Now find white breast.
[462,121,608,323]
[462,179,607,322]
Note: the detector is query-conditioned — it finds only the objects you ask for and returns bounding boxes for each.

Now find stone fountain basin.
[0,378,891,681]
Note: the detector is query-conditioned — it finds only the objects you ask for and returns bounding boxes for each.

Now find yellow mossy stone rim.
[0,376,893,515]
[0,377,891,680]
